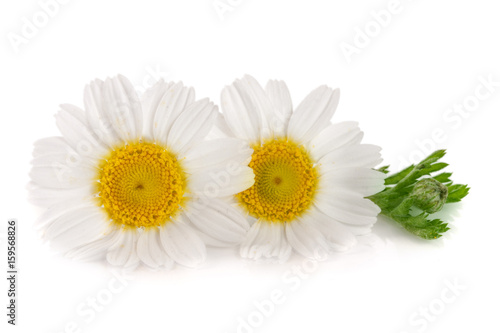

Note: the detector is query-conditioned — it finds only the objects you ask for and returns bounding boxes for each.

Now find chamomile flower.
[220,75,386,262]
[29,75,254,269]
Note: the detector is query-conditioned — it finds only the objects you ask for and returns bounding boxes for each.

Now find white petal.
[55,104,107,161]
[140,79,175,141]
[101,75,142,142]
[66,228,120,261]
[240,220,292,262]
[285,218,330,259]
[341,224,373,236]
[83,75,141,146]
[181,138,252,172]
[136,228,174,269]
[32,136,94,169]
[152,81,195,145]
[34,195,93,230]
[44,204,110,254]
[30,167,94,190]
[159,217,206,268]
[185,198,249,247]
[125,248,140,269]
[240,75,276,139]
[30,152,96,189]
[167,98,218,154]
[206,112,236,140]
[309,122,363,160]
[318,144,382,172]
[287,86,340,144]
[28,182,94,208]
[33,137,68,158]
[302,208,357,251]
[187,165,254,198]
[106,228,139,268]
[221,80,264,143]
[31,150,92,170]
[319,168,386,196]
[84,78,120,147]
[314,189,381,226]
[265,79,292,137]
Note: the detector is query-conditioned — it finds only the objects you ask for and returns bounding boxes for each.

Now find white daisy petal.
[34,197,91,230]
[315,189,381,226]
[240,221,292,262]
[287,86,340,144]
[285,218,330,259]
[28,182,94,208]
[30,144,97,189]
[206,112,236,139]
[106,229,139,267]
[32,136,82,163]
[184,221,231,248]
[140,79,175,141]
[167,98,218,154]
[101,75,142,142]
[240,75,275,139]
[152,81,196,145]
[319,168,386,196]
[55,104,107,161]
[31,150,90,170]
[32,135,95,168]
[181,138,252,172]
[66,228,120,261]
[341,224,373,236]
[159,217,206,268]
[44,205,110,254]
[303,208,357,251]
[125,248,141,269]
[185,198,249,247]
[318,144,382,172]
[33,137,67,158]
[137,228,174,269]
[84,79,120,147]
[30,157,96,189]
[221,82,263,143]
[309,122,363,160]
[265,79,293,137]
[188,165,255,198]
[31,137,96,181]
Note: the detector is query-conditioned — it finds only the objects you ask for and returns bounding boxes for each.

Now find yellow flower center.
[237,138,318,223]
[96,142,186,228]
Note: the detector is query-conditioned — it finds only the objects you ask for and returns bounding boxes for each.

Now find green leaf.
[446,184,470,203]
[382,197,450,239]
[384,165,414,185]
[377,165,390,174]
[417,162,449,177]
[401,215,450,240]
[420,149,446,165]
[433,172,453,183]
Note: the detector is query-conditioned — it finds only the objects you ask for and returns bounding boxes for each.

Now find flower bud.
[410,178,448,214]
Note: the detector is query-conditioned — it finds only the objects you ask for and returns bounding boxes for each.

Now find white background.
[1,0,499,332]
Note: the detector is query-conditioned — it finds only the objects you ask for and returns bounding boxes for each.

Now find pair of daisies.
[30,75,385,269]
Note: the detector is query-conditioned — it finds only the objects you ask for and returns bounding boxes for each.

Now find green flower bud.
[410,178,448,214]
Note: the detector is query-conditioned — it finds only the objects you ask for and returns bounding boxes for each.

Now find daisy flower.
[219,75,386,262]
[29,75,254,269]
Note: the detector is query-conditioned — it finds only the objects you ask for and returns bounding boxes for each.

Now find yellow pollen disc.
[237,138,318,223]
[96,142,186,228]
